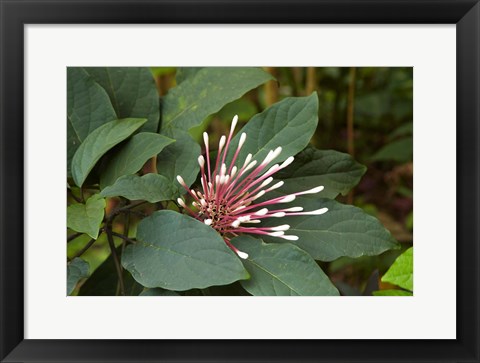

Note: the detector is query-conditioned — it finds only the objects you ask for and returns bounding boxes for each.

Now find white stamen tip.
[271,212,286,217]
[269,231,285,237]
[219,135,226,151]
[243,153,253,167]
[236,250,249,259]
[268,181,284,191]
[253,190,266,200]
[279,195,296,203]
[204,219,213,226]
[177,198,186,207]
[239,132,247,148]
[266,164,280,174]
[244,160,257,172]
[231,220,241,228]
[238,215,251,222]
[271,146,282,160]
[301,186,325,195]
[231,115,239,133]
[176,175,185,185]
[285,207,303,212]
[308,208,329,215]
[221,163,227,176]
[231,166,238,177]
[280,156,295,168]
[203,132,209,147]
[271,224,290,231]
[282,235,299,241]
[261,177,274,188]
[254,208,269,216]
[245,219,261,224]
[198,155,205,168]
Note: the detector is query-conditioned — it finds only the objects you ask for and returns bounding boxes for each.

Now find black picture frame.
[1,1,479,362]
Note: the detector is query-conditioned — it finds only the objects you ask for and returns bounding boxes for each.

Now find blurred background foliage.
[69,67,413,296]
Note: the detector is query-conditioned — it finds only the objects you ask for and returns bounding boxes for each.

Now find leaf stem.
[110,231,137,245]
[347,67,357,204]
[68,232,102,261]
[106,201,147,223]
[67,232,83,243]
[105,223,126,296]
[68,189,83,203]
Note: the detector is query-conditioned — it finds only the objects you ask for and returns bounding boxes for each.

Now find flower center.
[200,199,231,232]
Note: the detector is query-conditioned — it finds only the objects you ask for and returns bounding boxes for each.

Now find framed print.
[1,0,479,362]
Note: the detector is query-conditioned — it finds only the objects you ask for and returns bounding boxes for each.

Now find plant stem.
[68,232,102,261]
[67,232,83,243]
[264,67,278,106]
[106,201,147,223]
[347,67,357,204]
[68,189,82,203]
[105,223,126,296]
[110,231,137,245]
[306,67,317,96]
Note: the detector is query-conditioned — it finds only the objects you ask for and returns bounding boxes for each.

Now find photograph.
[67,66,413,297]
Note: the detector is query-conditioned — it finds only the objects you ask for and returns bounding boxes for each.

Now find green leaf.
[226,94,319,168]
[100,132,174,188]
[273,146,366,199]
[262,196,399,261]
[100,174,176,202]
[371,137,413,162]
[84,67,160,132]
[233,235,339,296]
[175,67,203,83]
[71,118,147,187]
[67,258,89,295]
[139,288,179,296]
[160,67,273,137]
[67,68,117,175]
[381,247,413,291]
[67,194,106,239]
[387,122,413,141]
[373,289,412,296]
[156,134,201,195]
[78,248,143,296]
[122,210,249,291]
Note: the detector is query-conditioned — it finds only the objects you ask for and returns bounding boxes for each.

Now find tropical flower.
[176,115,327,259]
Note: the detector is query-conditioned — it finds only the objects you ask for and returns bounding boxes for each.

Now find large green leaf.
[262,196,399,261]
[175,67,203,84]
[156,134,200,195]
[381,247,413,291]
[67,258,90,295]
[100,174,177,202]
[373,289,412,296]
[371,137,413,162]
[122,210,249,291]
[67,194,106,239]
[67,68,117,175]
[226,94,319,168]
[78,248,143,296]
[71,118,146,187]
[160,67,273,137]
[84,67,160,132]
[233,235,339,296]
[273,147,366,199]
[100,132,174,189]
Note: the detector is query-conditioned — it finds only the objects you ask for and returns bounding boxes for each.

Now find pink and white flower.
[176,115,327,259]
